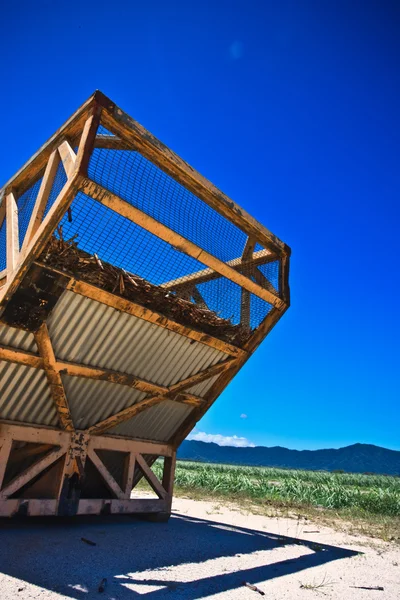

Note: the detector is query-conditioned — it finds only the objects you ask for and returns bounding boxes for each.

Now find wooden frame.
[0,91,290,517]
[0,423,175,517]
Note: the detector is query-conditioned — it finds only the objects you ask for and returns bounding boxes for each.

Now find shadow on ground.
[0,512,358,598]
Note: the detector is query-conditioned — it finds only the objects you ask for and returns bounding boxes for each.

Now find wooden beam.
[252,266,278,296]
[55,361,168,396]
[80,179,284,309]
[67,278,245,359]
[168,359,237,394]
[240,288,251,329]
[89,434,173,457]
[0,446,66,498]
[6,192,19,276]
[94,134,126,150]
[0,436,13,490]
[34,324,74,431]
[242,237,256,261]
[0,423,70,446]
[123,452,136,496]
[280,253,290,306]
[58,141,76,179]
[0,345,44,369]
[161,248,276,291]
[135,453,166,499]
[9,443,54,464]
[87,448,125,499]
[86,396,163,436]
[0,344,233,399]
[74,107,103,177]
[20,150,60,253]
[100,102,289,257]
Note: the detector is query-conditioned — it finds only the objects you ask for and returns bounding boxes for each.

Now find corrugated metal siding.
[47,290,228,386]
[109,399,193,441]
[0,323,36,352]
[61,376,146,429]
[185,374,221,397]
[0,361,58,426]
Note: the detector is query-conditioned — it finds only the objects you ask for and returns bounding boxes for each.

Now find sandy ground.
[0,495,398,599]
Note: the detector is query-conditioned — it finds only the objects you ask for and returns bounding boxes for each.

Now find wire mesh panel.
[17,178,43,249]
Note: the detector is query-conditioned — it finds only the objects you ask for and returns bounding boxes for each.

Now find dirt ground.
[0,495,398,599]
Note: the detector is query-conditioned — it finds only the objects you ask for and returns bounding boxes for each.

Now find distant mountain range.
[178,440,400,476]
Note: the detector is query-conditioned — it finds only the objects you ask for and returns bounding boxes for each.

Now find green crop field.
[152,460,400,540]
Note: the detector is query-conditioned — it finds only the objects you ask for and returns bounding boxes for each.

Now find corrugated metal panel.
[0,361,58,426]
[47,290,228,386]
[61,376,146,429]
[0,323,36,352]
[109,399,193,442]
[185,374,221,397]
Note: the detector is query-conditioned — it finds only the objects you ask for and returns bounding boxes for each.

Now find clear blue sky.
[1,1,399,450]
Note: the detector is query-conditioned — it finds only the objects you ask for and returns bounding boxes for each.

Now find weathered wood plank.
[161,249,275,291]
[0,436,13,490]
[56,361,168,396]
[34,324,74,431]
[87,448,125,499]
[135,453,166,499]
[0,446,66,498]
[20,150,60,253]
[0,345,44,369]
[89,434,173,457]
[58,141,76,179]
[86,396,163,436]
[6,193,19,276]
[168,359,237,394]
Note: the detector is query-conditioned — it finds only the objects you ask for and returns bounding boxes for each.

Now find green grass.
[152,460,400,541]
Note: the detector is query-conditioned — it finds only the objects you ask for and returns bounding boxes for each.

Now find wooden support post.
[0,436,13,491]
[162,452,176,513]
[123,452,136,498]
[6,192,19,277]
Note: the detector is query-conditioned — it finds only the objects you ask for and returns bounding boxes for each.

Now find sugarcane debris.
[39,236,251,347]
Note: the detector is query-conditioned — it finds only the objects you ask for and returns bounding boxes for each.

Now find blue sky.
[1,1,399,450]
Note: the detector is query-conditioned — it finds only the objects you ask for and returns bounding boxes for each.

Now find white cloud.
[240,413,248,419]
[188,430,255,448]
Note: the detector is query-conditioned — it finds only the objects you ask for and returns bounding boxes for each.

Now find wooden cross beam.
[34,324,74,431]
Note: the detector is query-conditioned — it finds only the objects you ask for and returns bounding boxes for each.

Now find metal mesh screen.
[17,177,43,249]
[43,160,68,219]
[90,126,248,263]
[3,122,279,341]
